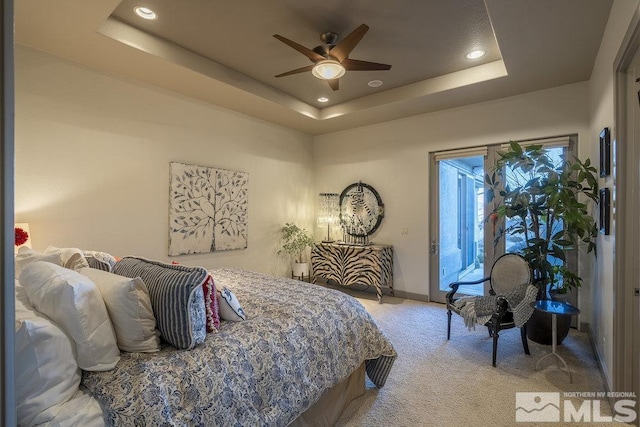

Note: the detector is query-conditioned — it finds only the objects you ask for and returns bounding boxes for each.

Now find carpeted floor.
[332,290,627,427]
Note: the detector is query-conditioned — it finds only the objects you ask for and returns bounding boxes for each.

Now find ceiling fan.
[273,24,391,91]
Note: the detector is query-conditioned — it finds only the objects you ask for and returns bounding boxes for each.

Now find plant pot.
[526,306,571,345]
[292,262,309,278]
[549,290,569,302]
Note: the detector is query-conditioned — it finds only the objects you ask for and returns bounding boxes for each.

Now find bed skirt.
[290,363,365,426]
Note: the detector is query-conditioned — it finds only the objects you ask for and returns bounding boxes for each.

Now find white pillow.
[20,261,120,371]
[217,287,246,321]
[33,388,107,427]
[44,246,90,271]
[79,267,160,353]
[15,289,81,426]
[15,278,30,308]
[15,246,62,277]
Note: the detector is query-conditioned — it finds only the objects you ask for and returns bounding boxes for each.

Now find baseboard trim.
[391,290,430,302]
[584,324,616,408]
[312,280,431,303]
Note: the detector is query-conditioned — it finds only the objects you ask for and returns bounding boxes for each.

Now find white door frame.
[613,5,640,422]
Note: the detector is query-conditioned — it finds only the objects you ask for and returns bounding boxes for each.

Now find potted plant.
[278,223,316,278]
[548,265,583,302]
[486,141,599,344]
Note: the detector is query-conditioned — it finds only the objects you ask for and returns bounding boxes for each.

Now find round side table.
[531,299,580,382]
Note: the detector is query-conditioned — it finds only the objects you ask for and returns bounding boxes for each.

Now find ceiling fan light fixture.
[312,59,346,80]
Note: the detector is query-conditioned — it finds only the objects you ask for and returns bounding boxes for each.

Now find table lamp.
[317,193,340,242]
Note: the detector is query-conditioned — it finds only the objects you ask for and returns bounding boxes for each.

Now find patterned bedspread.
[82,268,396,426]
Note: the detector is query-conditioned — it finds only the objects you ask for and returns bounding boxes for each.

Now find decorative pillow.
[19,261,120,371]
[79,267,160,353]
[217,287,246,321]
[14,246,62,277]
[113,257,207,349]
[44,246,90,271]
[83,250,117,272]
[203,274,220,332]
[172,262,220,332]
[15,286,81,426]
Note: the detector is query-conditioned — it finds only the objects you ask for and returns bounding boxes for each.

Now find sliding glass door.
[434,156,486,297]
[429,138,574,303]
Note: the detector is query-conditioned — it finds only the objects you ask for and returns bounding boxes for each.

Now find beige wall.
[14,46,314,277]
[588,0,640,388]
[313,82,590,299]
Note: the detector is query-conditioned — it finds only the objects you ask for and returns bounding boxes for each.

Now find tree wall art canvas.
[169,162,248,255]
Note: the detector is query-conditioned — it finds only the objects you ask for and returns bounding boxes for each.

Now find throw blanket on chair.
[453,283,538,331]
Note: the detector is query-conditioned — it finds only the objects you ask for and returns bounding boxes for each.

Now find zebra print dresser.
[311,243,393,303]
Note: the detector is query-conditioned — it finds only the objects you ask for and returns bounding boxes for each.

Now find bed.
[15,248,396,427]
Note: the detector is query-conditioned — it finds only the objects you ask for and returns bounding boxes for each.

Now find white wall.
[14,46,314,277]
[313,82,591,299]
[588,0,640,388]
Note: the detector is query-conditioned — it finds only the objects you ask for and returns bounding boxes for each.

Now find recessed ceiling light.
[466,49,485,60]
[368,80,383,88]
[134,6,158,20]
[318,97,329,103]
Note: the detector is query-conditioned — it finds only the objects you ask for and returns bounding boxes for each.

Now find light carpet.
[331,290,627,427]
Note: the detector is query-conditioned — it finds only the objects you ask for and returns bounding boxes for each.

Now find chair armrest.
[450,277,490,287]
[446,277,490,305]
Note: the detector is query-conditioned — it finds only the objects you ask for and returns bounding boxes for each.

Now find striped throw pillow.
[113,257,207,349]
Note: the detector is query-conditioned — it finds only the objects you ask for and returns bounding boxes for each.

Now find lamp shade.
[318,193,340,243]
[317,193,340,225]
[312,60,346,80]
[15,223,32,254]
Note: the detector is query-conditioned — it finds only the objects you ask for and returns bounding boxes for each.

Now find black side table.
[532,299,580,382]
[291,272,311,283]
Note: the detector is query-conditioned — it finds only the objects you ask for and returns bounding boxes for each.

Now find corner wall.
[313,82,590,299]
[14,46,314,276]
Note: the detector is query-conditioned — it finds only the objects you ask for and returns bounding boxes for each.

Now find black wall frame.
[599,127,611,177]
[599,187,611,235]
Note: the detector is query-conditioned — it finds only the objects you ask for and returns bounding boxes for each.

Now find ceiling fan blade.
[274,65,315,78]
[273,34,326,63]
[342,58,392,71]
[327,79,339,91]
[330,24,369,63]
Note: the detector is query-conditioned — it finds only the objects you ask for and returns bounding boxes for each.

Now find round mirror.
[339,182,384,237]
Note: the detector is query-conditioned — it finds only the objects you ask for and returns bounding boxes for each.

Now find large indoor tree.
[486,142,599,344]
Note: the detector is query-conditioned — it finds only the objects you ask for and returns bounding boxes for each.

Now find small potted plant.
[278,223,315,278]
[548,265,583,302]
